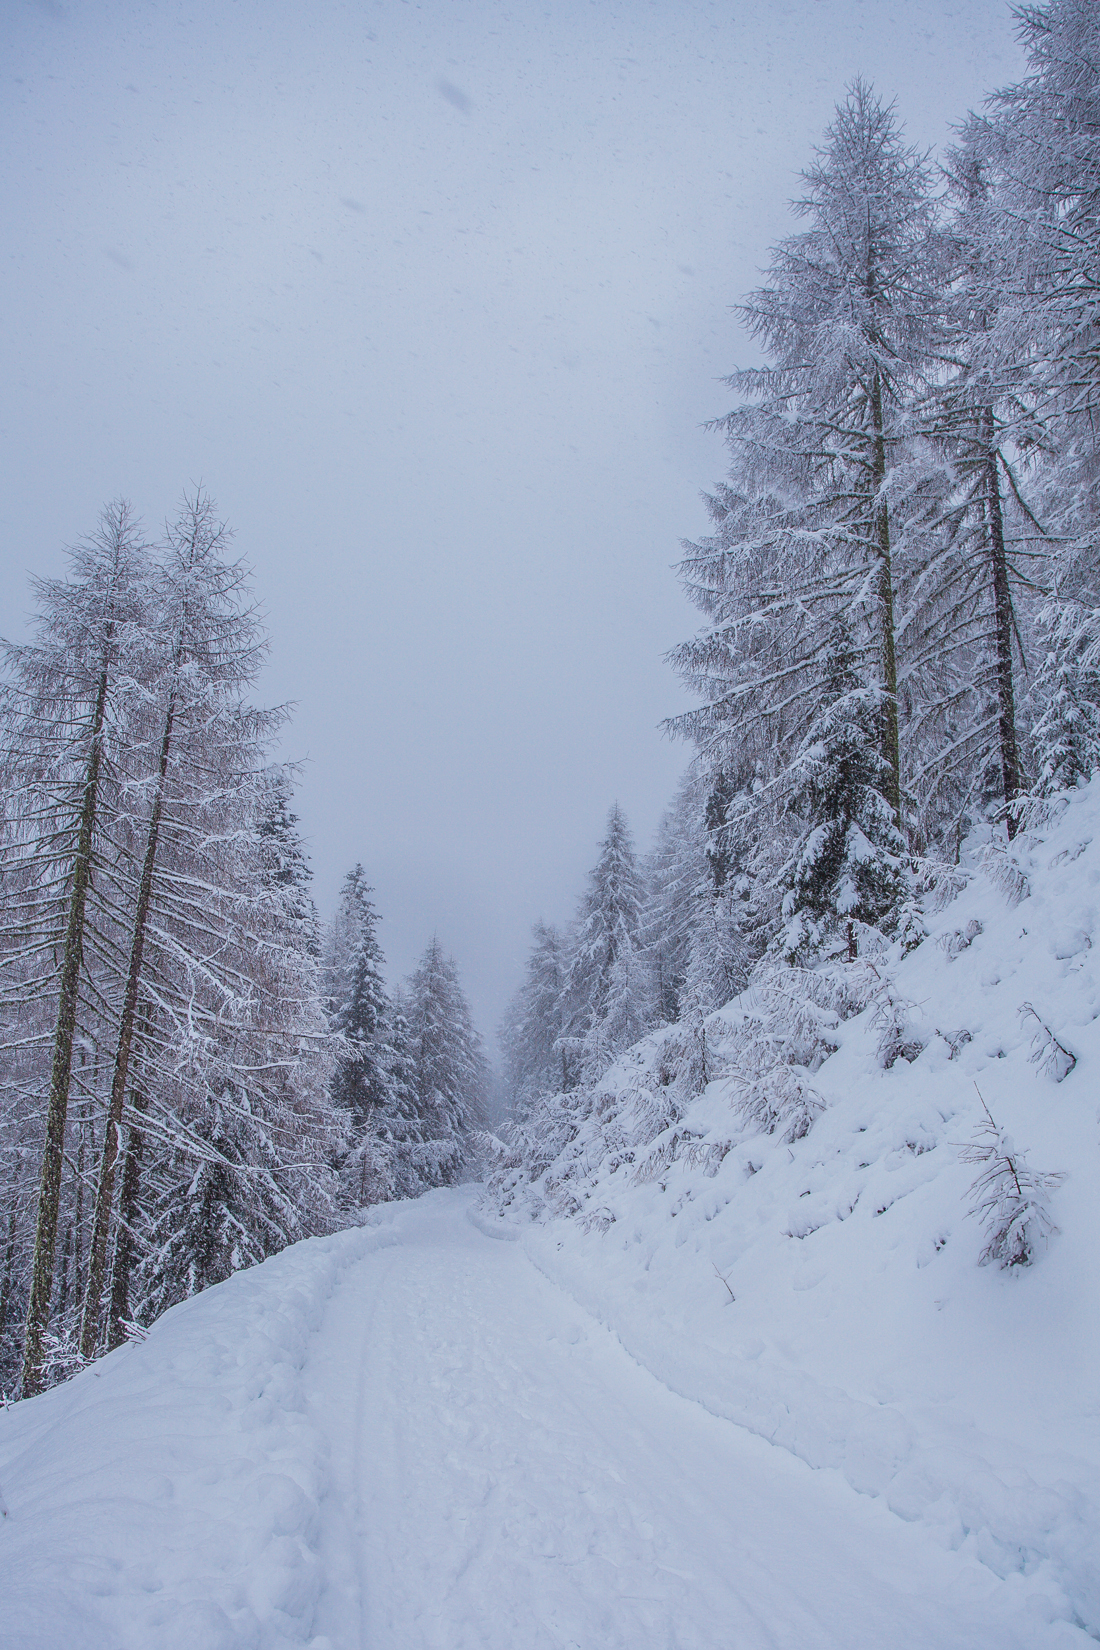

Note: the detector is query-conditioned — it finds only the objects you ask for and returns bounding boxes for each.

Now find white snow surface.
[0,1186,1082,1648]
[2,791,1100,1647]
[489,784,1100,1640]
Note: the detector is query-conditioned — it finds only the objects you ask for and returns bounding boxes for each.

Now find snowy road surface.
[0,1187,1083,1648]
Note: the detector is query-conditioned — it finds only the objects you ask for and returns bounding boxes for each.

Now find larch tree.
[671,83,942,865]
[84,495,337,1339]
[0,501,152,1396]
[987,0,1100,794]
[79,490,279,1357]
[140,757,338,1326]
[911,117,1042,834]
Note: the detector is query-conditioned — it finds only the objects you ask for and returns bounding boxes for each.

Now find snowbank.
[0,1218,397,1650]
[489,782,1100,1637]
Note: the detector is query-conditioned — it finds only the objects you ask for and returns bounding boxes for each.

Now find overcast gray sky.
[2,0,1025,1046]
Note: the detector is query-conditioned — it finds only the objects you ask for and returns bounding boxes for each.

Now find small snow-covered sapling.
[959,1086,1065,1268]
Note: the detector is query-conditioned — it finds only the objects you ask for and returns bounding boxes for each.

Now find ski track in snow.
[0,1186,1086,1648]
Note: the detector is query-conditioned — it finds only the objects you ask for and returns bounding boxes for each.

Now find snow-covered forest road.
[0,1188,1078,1649]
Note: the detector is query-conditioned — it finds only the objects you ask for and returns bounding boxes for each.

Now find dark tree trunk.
[983,411,1022,834]
[22,660,110,1397]
[870,371,901,823]
[56,1220,73,1324]
[0,1203,19,1339]
[81,693,175,1360]
[73,1106,87,1304]
[106,1084,148,1352]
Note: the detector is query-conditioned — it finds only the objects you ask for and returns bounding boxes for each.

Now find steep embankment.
[487,783,1100,1637]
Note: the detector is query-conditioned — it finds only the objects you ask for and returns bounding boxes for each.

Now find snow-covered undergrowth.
[0,1220,396,1650]
[487,782,1100,1637]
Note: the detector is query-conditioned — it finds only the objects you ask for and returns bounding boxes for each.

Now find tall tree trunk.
[57,1219,73,1324]
[106,1083,148,1352]
[22,660,110,1397]
[0,1202,18,1339]
[870,371,902,822]
[80,693,175,1360]
[74,1104,87,1302]
[983,410,1022,834]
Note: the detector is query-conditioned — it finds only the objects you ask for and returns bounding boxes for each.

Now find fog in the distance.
[1,0,1025,1043]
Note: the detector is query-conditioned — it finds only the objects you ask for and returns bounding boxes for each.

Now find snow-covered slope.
[487,783,1100,1637]
[0,1219,399,1649]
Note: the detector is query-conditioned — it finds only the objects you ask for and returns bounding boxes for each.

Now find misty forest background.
[3,0,1100,1397]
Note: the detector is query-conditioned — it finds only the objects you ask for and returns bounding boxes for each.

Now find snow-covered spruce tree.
[670,84,943,862]
[559,804,653,1084]
[380,1003,440,1199]
[690,766,775,1006]
[327,866,393,1201]
[642,776,704,1025]
[133,809,339,1325]
[127,764,339,1343]
[499,920,569,1122]
[669,487,819,815]
[257,764,324,965]
[642,767,773,1020]
[0,501,153,1396]
[233,766,340,1243]
[324,865,430,1206]
[137,1081,305,1319]
[402,939,487,1186]
[1030,597,1100,792]
[779,619,907,963]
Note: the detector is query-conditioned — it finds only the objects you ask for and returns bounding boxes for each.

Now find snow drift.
[0,1220,396,1650]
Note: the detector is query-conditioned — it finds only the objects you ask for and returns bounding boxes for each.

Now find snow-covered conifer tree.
[688,767,774,1009]
[1031,598,1100,792]
[138,1084,304,1317]
[779,620,907,962]
[328,869,392,1148]
[984,1,1100,800]
[0,501,152,1395]
[990,0,1100,535]
[908,119,1041,836]
[560,805,652,1082]
[403,939,487,1186]
[77,492,288,1353]
[325,865,431,1205]
[642,783,701,1026]
[670,84,942,853]
[96,497,338,1333]
[379,1003,436,1199]
[499,921,569,1121]
[960,1097,1065,1268]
